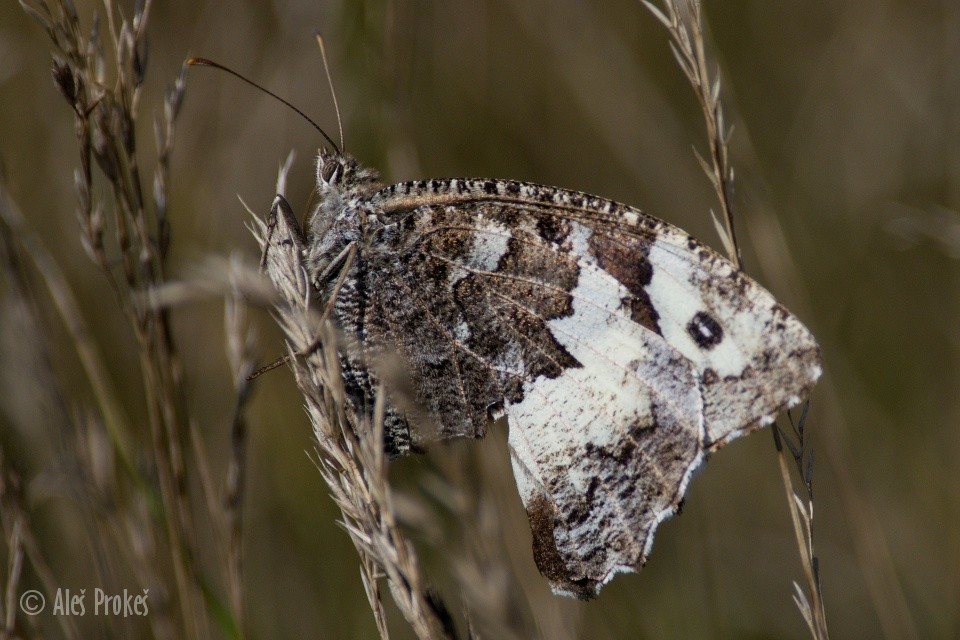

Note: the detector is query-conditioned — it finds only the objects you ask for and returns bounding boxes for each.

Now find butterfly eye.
[320,160,343,185]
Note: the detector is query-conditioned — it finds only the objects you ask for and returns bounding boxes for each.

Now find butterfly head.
[316,149,381,197]
[305,150,383,286]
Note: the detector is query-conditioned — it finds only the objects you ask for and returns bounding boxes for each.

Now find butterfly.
[259,148,822,598]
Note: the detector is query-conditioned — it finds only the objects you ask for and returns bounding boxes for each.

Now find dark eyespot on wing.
[687,310,724,349]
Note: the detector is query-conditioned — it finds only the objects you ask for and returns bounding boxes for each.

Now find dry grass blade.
[3,516,24,633]
[222,268,258,631]
[0,180,135,478]
[253,170,455,640]
[11,0,270,637]
[641,2,829,638]
[359,555,391,640]
[641,0,740,268]
[21,1,206,631]
[0,450,81,640]
[410,446,548,640]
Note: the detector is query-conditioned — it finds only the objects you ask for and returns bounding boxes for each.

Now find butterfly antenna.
[314,33,345,151]
[187,57,340,154]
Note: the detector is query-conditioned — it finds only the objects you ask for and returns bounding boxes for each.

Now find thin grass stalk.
[640,2,829,637]
[0,182,136,479]
[223,277,257,633]
[19,0,210,635]
[2,515,24,635]
[252,163,455,639]
[0,452,81,640]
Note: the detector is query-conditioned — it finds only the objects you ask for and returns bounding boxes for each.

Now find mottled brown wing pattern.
[362,196,582,442]
[334,177,821,596]
[268,151,822,598]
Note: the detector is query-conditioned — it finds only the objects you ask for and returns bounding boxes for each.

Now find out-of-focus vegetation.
[1,1,956,638]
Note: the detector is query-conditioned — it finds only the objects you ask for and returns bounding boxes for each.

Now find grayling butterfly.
[259,146,822,598]
[189,47,821,599]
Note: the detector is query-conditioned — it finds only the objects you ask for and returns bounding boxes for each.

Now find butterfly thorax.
[301,150,417,457]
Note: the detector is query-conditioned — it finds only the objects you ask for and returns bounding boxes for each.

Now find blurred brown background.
[1,0,957,638]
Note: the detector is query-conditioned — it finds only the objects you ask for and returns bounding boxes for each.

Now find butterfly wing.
[361,179,821,596]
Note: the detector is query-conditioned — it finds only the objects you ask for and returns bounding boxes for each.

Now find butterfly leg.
[260,194,306,271]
